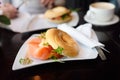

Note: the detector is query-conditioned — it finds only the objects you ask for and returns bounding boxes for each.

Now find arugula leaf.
[61,13,68,20]
[50,56,65,63]
[0,15,11,25]
[54,46,64,55]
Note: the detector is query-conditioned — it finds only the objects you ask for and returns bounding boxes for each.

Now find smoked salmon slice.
[27,37,52,60]
[28,37,41,44]
[27,37,63,60]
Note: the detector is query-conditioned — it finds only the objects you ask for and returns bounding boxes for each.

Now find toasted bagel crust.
[46,28,79,57]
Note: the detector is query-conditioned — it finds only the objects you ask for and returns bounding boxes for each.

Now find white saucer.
[84,15,119,26]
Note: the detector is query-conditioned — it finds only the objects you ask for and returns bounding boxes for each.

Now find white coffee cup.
[86,2,115,22]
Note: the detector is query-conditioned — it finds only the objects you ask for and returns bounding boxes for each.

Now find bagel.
[45,28,79,57]
[44,6,72,24]
[47,16,72,24]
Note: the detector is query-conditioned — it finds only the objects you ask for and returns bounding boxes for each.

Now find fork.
[95,46,107,60]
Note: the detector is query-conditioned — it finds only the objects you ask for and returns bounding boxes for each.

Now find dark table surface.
[0,10,120,80]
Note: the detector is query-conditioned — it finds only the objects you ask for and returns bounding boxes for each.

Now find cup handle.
[86,10,95,20]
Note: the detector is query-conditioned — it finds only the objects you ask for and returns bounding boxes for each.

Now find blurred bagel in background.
[44,6,72,24]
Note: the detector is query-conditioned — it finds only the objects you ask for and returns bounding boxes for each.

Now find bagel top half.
[45,28,79,57]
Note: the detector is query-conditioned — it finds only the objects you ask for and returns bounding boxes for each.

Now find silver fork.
[95,46,107,60]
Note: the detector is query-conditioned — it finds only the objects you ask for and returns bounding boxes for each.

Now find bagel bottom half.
[46,28,79,57]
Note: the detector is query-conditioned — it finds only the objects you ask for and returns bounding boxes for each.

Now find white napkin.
[57,23,104,48]
[76,23,92,38]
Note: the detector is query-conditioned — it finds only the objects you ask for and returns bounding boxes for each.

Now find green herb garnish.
[61,13,69,20]
[43,42,49,46]
[19,57,33,65]
[38,32,46,39]
[54,46,64,55]
[50,56,65,63]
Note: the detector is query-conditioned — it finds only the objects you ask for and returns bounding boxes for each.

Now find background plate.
[7,12,79,33]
